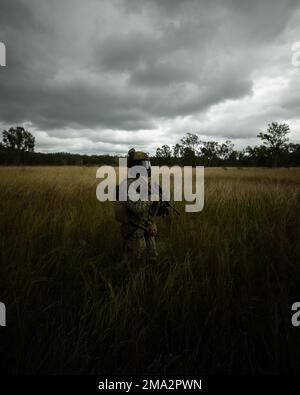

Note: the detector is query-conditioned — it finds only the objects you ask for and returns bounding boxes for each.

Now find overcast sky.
[1,0,300,155]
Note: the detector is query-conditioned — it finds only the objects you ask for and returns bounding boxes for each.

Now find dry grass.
[0,166,300,374]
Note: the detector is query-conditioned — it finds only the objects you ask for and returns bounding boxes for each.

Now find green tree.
[244,145,270,166]
[257,122,289,166]
[181,146,196,166]
[179,133,200,165]
[219,140,234,160]
[2,126,35,152]
[156,144,171,159]
[180,133,200,155]
[199,141,220,165]
[156,144,172,165]
[172,143,183,158]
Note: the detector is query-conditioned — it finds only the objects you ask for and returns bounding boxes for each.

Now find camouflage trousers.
[120,224,158,268]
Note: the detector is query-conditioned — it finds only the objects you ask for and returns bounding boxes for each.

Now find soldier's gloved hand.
[157,204,169,217]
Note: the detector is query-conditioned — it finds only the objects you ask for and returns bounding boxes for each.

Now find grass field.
[0,166,300,374]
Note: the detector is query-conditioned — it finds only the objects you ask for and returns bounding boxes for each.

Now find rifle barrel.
[166,201,180,216]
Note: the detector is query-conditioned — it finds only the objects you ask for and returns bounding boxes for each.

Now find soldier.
[114,148,169,271]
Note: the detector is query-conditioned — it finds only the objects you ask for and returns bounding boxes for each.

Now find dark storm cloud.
[0,0,35,28]
[0,0,300,153]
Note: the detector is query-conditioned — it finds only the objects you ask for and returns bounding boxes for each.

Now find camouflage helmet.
[127,148,149,165]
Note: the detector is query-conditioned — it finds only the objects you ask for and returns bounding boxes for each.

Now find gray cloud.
[0,0,300,154]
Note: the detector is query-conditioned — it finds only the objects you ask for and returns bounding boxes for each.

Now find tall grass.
[0,166,300,374]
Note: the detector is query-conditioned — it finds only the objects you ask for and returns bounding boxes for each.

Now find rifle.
[151,185,180,217]
[159,200,180,216]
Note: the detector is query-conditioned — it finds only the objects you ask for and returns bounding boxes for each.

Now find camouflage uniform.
[115,177,158,269]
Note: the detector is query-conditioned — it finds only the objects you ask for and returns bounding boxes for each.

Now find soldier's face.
[140,160,151,171]
[141,160,151,176]
[129,160,151,178]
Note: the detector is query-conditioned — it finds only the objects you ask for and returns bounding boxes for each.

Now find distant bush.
[0,146,118,166]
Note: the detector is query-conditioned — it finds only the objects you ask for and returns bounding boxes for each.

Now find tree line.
[0,123,300,166]
[153,123,300,167]
[0,126,117,166]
